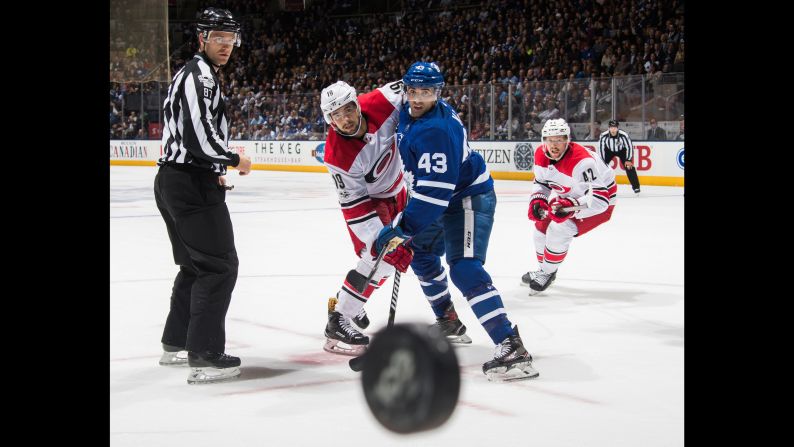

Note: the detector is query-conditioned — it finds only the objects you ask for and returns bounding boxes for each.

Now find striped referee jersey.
[598,129,634,163]
[159,53,240,174]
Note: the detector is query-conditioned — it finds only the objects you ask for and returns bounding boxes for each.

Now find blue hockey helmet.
[403,61,445,93]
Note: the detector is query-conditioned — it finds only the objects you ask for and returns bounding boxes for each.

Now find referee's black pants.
[154,164,239,354]
[602,149,641,191]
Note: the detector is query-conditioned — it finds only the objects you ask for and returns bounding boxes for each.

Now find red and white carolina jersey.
[531,142,617,219]
[324,80,406,254]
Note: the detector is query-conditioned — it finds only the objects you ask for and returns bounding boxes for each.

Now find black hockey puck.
[361,323,460,434]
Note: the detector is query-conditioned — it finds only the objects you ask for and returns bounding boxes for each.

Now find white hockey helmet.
[321,81,359,125]
[541,118,570,140]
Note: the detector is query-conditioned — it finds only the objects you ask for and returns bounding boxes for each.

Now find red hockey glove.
[371,242,413,273]
[384,245,414,272]
[528,193,551,222]
[549,196,579,223]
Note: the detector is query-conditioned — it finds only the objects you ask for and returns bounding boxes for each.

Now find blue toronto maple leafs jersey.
[396,99,493,236]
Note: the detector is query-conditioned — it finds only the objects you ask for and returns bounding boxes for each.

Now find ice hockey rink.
[110,166,684,447]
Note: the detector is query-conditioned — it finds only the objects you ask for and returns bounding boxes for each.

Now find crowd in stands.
[110,0,685,141]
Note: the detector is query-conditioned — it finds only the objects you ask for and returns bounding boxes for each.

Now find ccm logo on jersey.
[365,145,395,183]
[547,181,571,194]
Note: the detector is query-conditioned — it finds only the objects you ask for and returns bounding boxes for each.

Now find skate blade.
[187,366,241,384]
[528,287,549,296]
[485,361,539,382]
[447,333,473,344]
[159,351,189,366]
[323,339,367,356]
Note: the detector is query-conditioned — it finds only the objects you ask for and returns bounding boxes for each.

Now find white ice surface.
[110,166,684,447]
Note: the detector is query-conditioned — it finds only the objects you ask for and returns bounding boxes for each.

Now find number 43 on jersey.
[418,153,447,173]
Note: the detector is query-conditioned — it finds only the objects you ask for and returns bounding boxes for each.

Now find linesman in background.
[598,120,641,195]
[154,7,252,384]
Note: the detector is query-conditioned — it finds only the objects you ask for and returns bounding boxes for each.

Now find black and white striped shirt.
[598,129,633,162]
[158,53,240,174]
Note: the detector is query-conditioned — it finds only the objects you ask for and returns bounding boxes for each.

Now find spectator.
[587,120,602,140]
[572,89,592,122]
[646,118,667,140]
[676,119,684,140]
[523,121,540,139]
[470,122,487,140]
[113,0,684,142]
[537,98,560,122]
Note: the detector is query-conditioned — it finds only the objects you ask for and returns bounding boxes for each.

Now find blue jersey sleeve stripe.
[414,185,453,201]
[416,180,456,190]
[411,192,449,207]
[470,170,491,186]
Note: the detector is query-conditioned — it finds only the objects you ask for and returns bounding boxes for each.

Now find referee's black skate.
[324,311,369,356]
[521,270,556,295]
[431,302,472,344]
[159,343,188,366]
[482,326,539,382]
[186,351,241,384]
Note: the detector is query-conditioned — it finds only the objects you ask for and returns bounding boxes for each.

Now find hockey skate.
[482,326,539,382]
[323,311,369,356]
[159,343,188,366]
[521,270,556,295]
[186,351,241,384]
[431,302,472,344]
[327,297,369,329]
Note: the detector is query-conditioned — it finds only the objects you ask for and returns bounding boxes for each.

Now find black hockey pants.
[154,164,239,354]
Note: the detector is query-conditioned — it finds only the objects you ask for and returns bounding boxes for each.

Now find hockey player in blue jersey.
[373,61,539,381]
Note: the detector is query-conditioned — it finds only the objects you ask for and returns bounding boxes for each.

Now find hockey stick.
[348,212,408,372]
[545,183,594,217]
[354,211,408,294]
[356,241,391,295]
[349,270,401,372]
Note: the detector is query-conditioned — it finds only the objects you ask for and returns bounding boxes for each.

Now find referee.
[598,120,641,195]
[154,7,252,384]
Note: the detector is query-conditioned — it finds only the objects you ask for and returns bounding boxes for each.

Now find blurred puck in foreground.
[361,323,460,434]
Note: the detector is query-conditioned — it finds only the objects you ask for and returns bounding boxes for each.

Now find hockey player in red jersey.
[320,80,413,355]
[521,118,617,295]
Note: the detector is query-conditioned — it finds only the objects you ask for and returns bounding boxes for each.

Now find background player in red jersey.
[319,80,413,355]
[522,119,618,295]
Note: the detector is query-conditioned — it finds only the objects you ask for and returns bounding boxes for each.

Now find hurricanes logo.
[676,148,684,170]
[365,146,394,183]
[312,143,325,164]
[514,143,534,171]
[547,181,571,194]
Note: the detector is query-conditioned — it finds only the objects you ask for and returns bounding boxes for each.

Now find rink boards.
[110,139,685,187]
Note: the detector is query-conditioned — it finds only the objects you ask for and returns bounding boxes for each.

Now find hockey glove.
[528,193,551,222]
[549,196,579,223]
[373,223,413,273]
